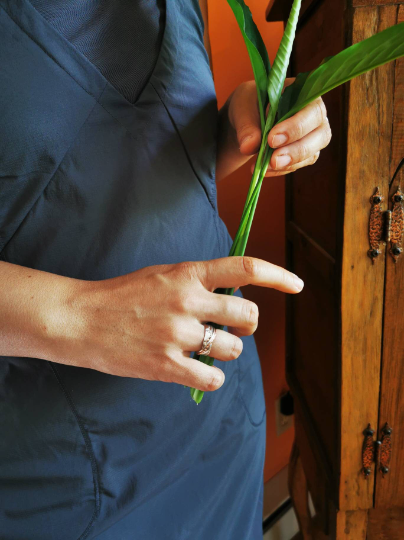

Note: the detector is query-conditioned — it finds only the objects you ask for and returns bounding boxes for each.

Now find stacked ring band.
[197,324,217,356]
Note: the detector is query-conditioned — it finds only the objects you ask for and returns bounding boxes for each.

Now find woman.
[0,0,331,538]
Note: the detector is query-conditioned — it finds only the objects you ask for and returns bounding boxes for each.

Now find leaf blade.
[266,0,302,121]
[278,22,404,123]
[227,0,271,129]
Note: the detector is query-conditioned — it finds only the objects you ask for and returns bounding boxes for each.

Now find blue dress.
[0,0,267,538]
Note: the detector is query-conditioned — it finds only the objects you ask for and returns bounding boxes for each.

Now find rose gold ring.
[197,324,217,356]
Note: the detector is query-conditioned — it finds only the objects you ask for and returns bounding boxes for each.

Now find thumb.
[228,82,262,156]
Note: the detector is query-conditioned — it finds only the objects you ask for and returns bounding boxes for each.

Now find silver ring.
[197,324,217,356]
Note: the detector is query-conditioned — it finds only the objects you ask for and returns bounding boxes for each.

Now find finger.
[181,323,244,362]
[259,151,320,177]
[269,121,331,170]
[228,81,262,156]
[195,256,304,293]
[268,97,328,149]
[199,293,259,335]
[158,354,225,392]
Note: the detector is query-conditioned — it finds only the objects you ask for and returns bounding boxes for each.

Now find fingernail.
[293,275,304,292]
[275,154,292,169]
[214,369,225,388]
[272,133,288,147]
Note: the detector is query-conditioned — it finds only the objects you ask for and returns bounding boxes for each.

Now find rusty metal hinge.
[362,423,393,477]
[368,187,403,263]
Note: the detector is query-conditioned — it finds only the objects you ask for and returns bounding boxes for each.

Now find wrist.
[36,275,91,366]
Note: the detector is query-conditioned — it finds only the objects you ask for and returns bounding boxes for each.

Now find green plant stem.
[190,145,273,404]
[190,99,277,404]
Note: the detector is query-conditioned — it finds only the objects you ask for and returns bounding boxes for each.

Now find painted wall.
[207,0,294,482]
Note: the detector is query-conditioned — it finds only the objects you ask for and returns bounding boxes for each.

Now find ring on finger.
[197,324,217,356]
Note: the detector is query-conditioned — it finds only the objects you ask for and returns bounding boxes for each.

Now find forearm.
[216,97,253,182]
[0,261,77,360]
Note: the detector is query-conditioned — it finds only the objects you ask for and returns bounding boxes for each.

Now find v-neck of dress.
[1,0,172,124]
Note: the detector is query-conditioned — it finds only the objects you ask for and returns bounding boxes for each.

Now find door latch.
[362,423,393,477]
[368,187,403,263]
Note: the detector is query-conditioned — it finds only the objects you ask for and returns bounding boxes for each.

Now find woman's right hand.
[52,256,303,392]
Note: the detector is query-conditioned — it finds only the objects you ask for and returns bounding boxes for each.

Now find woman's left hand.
[216,79,332,181]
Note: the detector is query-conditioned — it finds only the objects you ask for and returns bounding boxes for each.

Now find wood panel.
[288,232,338,479]
[335,510,368,539]
[389,5,404,180]
[294,403,330,535]
[292,0,346,258]
[285,0,346,496]
[375,6,404,508]
[266,0,321,22]
[353,0,403,6]
[339,5,396,510]
[367,507,404,539]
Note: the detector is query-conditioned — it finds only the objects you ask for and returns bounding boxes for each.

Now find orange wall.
[207,0,294,482]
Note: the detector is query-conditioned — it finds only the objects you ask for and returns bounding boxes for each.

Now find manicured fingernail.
[293,275,304,291]
[275,154,292,169]
[272,133,288,147]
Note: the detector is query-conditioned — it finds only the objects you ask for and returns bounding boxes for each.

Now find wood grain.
[292,0,345,258]
[390,5,404,180]
[353,0,402,6]
[294,402,331,534]
[339,5,396,510]
[289,441,313,540]
[367,507,404,539]
[375,3,404,506]
[285,0,345,498]
[336,510,368,539]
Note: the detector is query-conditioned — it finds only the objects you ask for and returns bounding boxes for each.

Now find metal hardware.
[362,423,393,478]
[368,188,384,263]
[368,187,403,262]
[379,423,392,477]
[362,424,375,477]
[390,188,403,262]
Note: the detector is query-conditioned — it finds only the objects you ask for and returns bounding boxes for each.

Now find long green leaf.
[266,0,301,123]
[227,0,271,130]
[278,22,404,123]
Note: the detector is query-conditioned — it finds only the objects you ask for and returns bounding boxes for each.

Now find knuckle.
[175,291,197,314]
[154,356,173,383]
[229,337,243,360]
[292,120,304,141]
[172,291,187,313]
[241,256,257,279]
[176,261,197,281]
[243,301,259,326]
[297,143,308,162]
[315,99,326,124]
[237,123,255,143]
[164,321,181,343]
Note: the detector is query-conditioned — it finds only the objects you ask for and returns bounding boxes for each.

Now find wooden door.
[368,6,404,538]
[285,0,347,529]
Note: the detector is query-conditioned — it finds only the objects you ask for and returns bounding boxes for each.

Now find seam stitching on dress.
[150,82,217,212]
[49,362,101,540]
[0,89,105,256]
[0,2,170,141]
[0,3,104,103]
